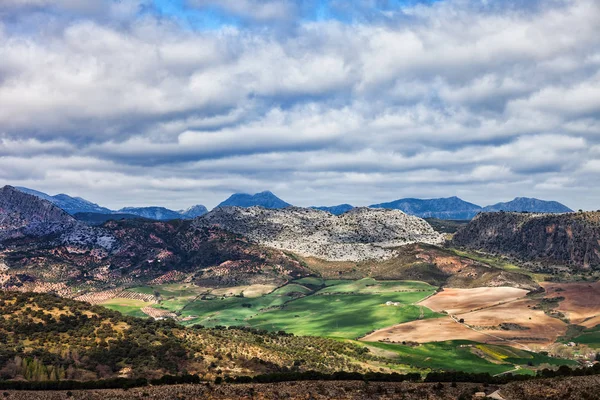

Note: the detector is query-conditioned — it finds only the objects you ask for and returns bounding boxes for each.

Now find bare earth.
[363,287,568,348]
[420,287,529,314]
[541,281,600,327]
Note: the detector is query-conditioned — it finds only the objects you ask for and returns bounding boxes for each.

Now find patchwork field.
[108,278,442,339]
[363,286,572,349]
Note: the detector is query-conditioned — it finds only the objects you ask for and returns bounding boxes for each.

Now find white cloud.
[0,0,598,210]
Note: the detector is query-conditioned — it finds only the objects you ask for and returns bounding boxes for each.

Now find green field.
[96,278,581,374]
[100,298,150,318]
[363,340,574,375]
[572,325,600,348]
[121,279,442,338]
[249,292,441,339]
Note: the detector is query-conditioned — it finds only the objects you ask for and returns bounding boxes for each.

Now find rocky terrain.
[0,186,78,241]
[0,381,492,400]
[4,376,600,400]
[195,206,444,261]
[452,211,600,269]
[0,220,311,291]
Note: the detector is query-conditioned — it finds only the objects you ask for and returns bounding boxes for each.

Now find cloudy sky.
[0,0,599,210]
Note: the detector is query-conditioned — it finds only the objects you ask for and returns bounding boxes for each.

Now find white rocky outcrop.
[194,206,443,261]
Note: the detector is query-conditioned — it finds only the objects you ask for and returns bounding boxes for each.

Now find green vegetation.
[0,292,395,382]
[99,298,150,318]
[572,325,600,348]
[128,279,442,338]
[249,292,441,339]
[364,341,574,376]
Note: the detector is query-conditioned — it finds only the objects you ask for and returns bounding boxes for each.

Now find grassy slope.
[99,298,150,318]
[572,325,600,348]
[122,279,442,338]
[248,292,441,339]
[363,340,574,376]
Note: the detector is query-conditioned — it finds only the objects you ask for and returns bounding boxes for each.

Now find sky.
[0,0,599,210]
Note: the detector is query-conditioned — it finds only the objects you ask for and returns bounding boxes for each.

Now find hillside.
[0,292,380,382]
[483,197,573,213]
[73,212,153,225]
[218,191,291,209]
[195,206,443,261]
[0,219,312,293]
[370,196,482,220]
[452,211,600,269]
[298,243,539,290]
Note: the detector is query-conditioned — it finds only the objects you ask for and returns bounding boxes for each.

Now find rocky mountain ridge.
[370,196,573,220]
[0,186,78,240]
[16,187,112,215]
[452,211,600,269]
[370,196,482,220]
[194,206,444,261]
[16,187,208,220]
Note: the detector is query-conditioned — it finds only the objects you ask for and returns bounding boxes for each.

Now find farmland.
[361,340,575,375]
[105,278,442,338]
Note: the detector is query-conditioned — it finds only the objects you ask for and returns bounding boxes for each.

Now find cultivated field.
[102,279,442,339]
[362,340,572,375]
[363,287,570,349]
[420,287,529,314]
[541,281,600,327]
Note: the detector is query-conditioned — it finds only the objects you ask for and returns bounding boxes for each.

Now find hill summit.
[217,191,291,209]
[195,206,443,261]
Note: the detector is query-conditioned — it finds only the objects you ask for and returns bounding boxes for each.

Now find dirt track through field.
[362,287,569,349]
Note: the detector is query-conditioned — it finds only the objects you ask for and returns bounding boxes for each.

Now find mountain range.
[15,187,209,220]
[12,186,573,221]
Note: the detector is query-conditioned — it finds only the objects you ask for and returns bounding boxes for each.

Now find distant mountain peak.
[218,191,291,209]
[15,187,112,215]
[369,196,482,220]
[311,204,354,216]
[483,197,573,213]
[180,204,209,219]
